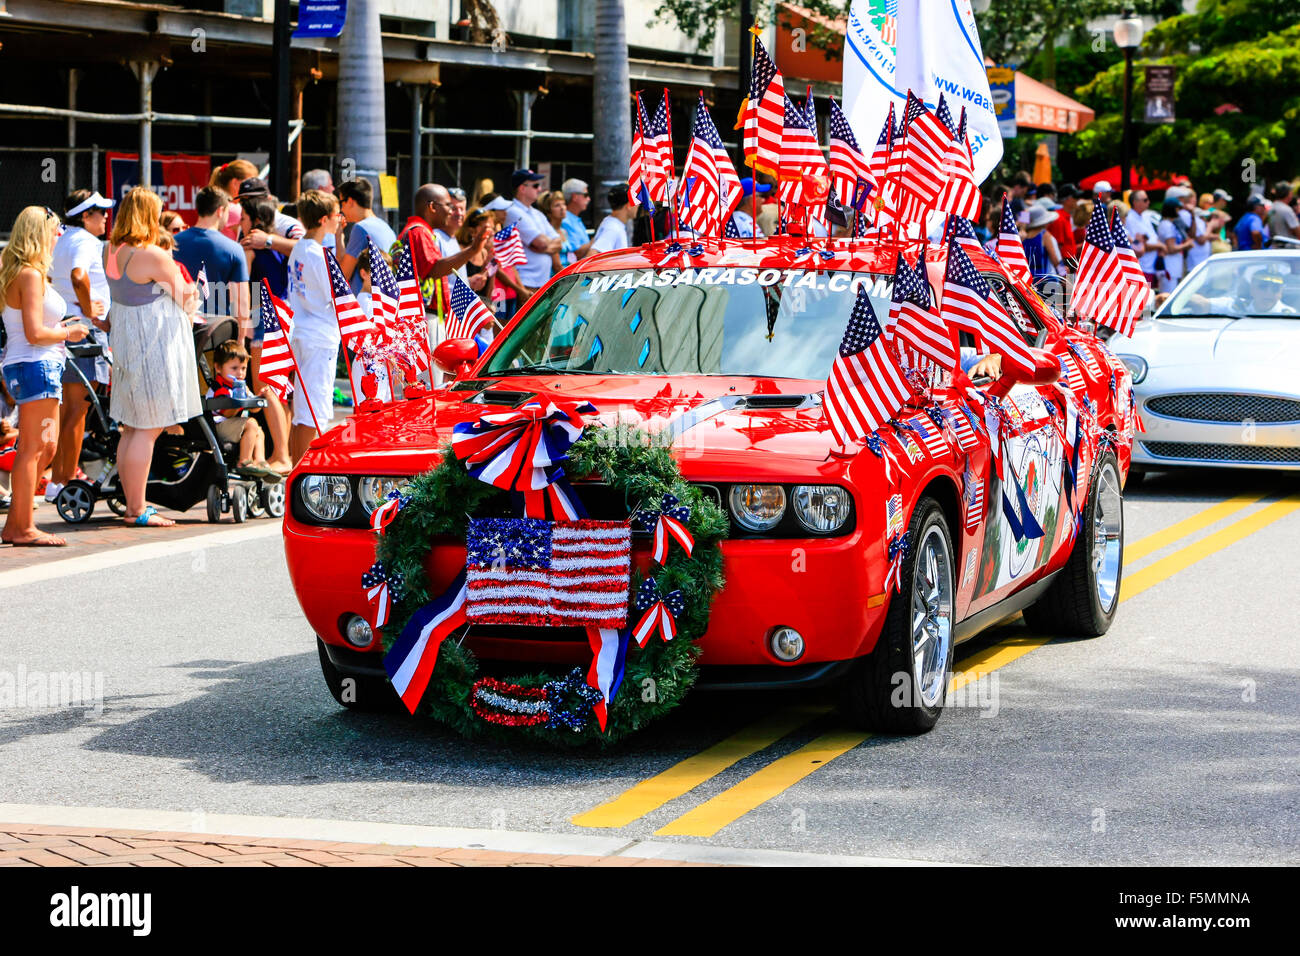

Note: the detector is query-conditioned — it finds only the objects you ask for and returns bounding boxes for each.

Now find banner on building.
[844,0,1004,184]
[294,0,348,39]
[987,66,1016,138]
[1144,65,1176,124]
[105,153,212,226]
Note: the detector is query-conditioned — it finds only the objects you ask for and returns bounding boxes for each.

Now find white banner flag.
[844,0,1003,186]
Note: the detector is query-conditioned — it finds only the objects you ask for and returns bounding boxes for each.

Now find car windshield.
[1161,256,1300,318]
[483,268,895,380]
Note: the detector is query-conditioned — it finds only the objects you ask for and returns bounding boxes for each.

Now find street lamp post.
[1114,12,1145,200]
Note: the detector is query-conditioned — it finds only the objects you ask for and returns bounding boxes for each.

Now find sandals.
[237,462,284,483]
[124,506,175,528]
[4,531,67,547]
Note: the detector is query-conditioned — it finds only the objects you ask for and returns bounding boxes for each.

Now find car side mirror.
[987,346,1060,398]
[433,337,478,380]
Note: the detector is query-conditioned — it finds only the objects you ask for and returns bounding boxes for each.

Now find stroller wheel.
[205,484,224,523]
[56,480,96,524]
[247,490,267,519]
[261,481,286,519]
[230,485,248,524]
[105,492,127,516]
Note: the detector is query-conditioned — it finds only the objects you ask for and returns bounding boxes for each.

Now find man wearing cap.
[1125,190,1161,284]
[1189,267,1296,316]
[559,179,594,263]
[1235,195,1268,250]
[47,189,114,501]
[505,169,563,289]
[1211,188,1233,213]
[1093,179,1114,206]
[235,178,308,254]
[731,177,770,238]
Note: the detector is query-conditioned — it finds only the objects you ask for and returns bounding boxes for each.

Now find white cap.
[482,195,513,212]
[561,178,588,201]
[66,191,114,217]
[1094,180,1114,195]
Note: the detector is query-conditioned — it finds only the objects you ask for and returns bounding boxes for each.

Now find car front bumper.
[1134,389,1300,470]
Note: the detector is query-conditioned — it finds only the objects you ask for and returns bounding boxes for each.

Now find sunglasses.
[168,224,183,234]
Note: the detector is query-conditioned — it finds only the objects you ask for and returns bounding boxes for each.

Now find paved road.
[1,468,1297,865]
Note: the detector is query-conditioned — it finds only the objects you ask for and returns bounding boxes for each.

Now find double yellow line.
[572,490,1300,838]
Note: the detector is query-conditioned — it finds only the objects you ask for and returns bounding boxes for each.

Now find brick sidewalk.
[0,824,712,867]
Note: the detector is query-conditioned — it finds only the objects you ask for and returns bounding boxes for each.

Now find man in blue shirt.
[174,186,250,331]
[1235,195,1268,250]
[559,178,593,264]
[337,177,398,292]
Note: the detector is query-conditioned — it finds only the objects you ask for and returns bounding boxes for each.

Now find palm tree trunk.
[593,0,631,218]
[336,0,388,208]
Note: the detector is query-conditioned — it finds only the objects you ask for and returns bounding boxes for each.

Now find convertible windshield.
[1162,256,1300,318]
[484,268,894,379]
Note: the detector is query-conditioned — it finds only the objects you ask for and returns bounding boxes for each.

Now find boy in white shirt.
[286,190,343,461]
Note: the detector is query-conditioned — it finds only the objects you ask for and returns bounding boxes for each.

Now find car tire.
[842,497,955,734]
[316,638,403,712]
[1024,447,1124,637]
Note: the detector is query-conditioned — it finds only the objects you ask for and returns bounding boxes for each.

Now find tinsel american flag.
[465,518,631,630]
[678,93,743,236]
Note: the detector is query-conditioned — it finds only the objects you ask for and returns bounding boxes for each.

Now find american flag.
[679,94,743,236]
[908,415,951,459]
[445,271,495,342]
[629,94,659,210]
[778,93,829,208]
[195,265,209,303]
[897,91,951,207]
[881,0,899,44]
[891,252,956,370]
[646,91,674,200]
[257,279,295,402]
[869,101,896,188]
[947,215,986,261]
[1071,201,1125,323]
[743,36,785,177]
[829,96,875,208]
[995,200,1031,283]
[942,239,1037,378]
[365,234,399,340]
[1106,213,1151,338]
[392,242,430,372]
[962,456,985,533]
[1058,352,1083,391]
[465,518,631,630]
[492,223,528,269]
[1069,340,1104,379]
[824,286,915,446]
[936,107,982,221]
[325,248,378,351]
[942,398,982,451]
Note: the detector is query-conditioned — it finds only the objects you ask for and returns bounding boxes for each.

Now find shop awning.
[1014,73,1094,134]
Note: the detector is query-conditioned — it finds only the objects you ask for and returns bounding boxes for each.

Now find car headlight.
[791,485,851,533]
[299,474,353,522]
[1117,353,1147,384]
[358,476,406,515]
[728,484,787,532]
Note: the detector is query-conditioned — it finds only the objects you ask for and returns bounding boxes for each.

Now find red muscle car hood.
[310,374,835,472]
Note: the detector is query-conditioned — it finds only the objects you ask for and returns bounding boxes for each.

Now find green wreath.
[374,423,728,746]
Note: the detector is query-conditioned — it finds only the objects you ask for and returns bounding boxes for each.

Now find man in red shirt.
[1046,183,1079,261]
[399,183,488,314]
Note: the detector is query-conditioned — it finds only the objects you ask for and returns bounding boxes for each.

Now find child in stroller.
[55,316,286,524]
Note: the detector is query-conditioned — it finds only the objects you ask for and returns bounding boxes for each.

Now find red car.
[285,236,1133,732]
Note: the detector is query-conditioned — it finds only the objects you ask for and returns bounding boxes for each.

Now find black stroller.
[55,317,285,524]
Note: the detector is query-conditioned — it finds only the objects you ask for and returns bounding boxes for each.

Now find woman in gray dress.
[103,187,202,527]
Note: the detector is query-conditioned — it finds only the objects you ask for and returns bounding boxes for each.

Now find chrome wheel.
[1092,461,1123,613]
[910,525,953,709]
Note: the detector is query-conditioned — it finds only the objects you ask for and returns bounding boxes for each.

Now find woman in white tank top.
[1,206,89,547]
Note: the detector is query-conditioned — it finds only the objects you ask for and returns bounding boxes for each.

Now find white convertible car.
[1109,252,1300,476]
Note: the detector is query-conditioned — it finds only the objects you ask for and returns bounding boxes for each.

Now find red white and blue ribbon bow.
[370,488,411,534]
[633,493,694,564]
[361,561,405,629]
[792,244,837,268]
[657,239,704,268]
[864,431,900,486]
[451,400,595,519]
[885,532,910,595]
[631,576,686,647]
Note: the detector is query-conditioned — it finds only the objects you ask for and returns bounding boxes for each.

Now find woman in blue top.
[1021,204,1062,279]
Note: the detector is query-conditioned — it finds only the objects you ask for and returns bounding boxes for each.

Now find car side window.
[985,275,1045,348]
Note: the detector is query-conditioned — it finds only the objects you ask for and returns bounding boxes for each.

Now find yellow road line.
[653,498,1300,839]
[1123,493,1266,564]
[570,705,829,828]
[1121,495,1300,604]
[654,729,870,838]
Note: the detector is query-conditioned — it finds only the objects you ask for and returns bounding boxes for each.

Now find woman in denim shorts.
[1,206,90,546]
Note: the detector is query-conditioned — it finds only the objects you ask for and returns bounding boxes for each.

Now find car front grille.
[571,481,722,526]
[1144,393,1300,424]
[1141,441,1300,464]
